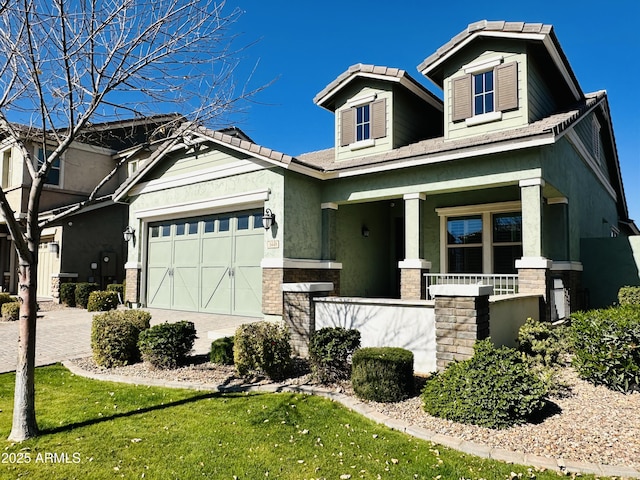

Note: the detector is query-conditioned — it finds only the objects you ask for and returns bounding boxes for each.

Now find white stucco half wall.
[314,297,437,374]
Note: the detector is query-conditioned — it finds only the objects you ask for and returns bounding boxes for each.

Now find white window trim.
[437,201,522,274]
[349,138,375,151]
[465,110,502,127]
[463,55,504,74]
[346,93,377,108]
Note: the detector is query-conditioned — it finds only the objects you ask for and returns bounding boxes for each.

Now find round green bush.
[351,347,414,402]
[309,327,360,383]
[87,290,119,312]
[75,282,99,309]
[59,283,77,307]
[421,340,548,429]
[91,310,151,367]
[234,322,291,381]
[1,301,20,321]
[138,321,197,369]
[210,336,234,365]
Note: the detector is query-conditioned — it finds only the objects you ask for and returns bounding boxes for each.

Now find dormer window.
[340,97,386,148]
[473,70,494,115]
[356,104,371,141]
[452,58,518,124]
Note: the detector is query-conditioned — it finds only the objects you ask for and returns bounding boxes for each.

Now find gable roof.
[314,63,442,112]
[299,92,605,173]
[113,124,306,202]
[418,20,583,102]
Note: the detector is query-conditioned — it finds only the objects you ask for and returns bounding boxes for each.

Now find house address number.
[266,240,279,249]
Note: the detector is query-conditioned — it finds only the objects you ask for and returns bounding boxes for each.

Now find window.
[492,213,522,274]
[447,216,483,273]
[2,150,12,189]
[37,148,61,186]
[340,98,387,146]
[473,70,494,115]
[356,104,370,141]
[452,61,518,122]
[438,202,522,274]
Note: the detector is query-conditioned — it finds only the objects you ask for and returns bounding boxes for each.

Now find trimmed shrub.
[571,305,640,392]
[122,309,152,331]
[421,340,548,429]
[234,322,292,381]
[87,290,119,312]
[517,317,567,368]
[107,284,125,301]
[0,293,16,307]
[618,286,640,306]
[1,302,20,321]
[351,347,414,402]
[138,321,197,369]
[91,310,151,367]
[309,327,361,383]
[75,282,99,309]
[60,283,77,307]
[210,336,234,365]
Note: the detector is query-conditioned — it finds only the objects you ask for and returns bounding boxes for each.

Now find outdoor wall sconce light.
[361,225,370,238]
[123,225,136,242]
[48,241,59,255]
[262,208,276,230]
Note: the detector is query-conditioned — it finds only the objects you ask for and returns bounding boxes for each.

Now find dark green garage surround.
[146,209,263,317]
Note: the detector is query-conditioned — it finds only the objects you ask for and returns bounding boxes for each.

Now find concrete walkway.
[0,306,251,374]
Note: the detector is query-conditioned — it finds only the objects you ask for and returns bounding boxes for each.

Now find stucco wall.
[283,172,322,259]
[315,297,437,374]
[581,236,640,308]
[489,294,540,347]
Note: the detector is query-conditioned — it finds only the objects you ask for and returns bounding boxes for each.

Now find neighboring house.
[116,20,637,320]
[0,114,180,299]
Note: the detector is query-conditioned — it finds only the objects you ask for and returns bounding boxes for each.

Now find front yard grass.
[0,365,597,479]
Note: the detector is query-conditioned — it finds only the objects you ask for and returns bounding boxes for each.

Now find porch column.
[516,178,551,320]
[321,203,337,260]
[399,193,430,300]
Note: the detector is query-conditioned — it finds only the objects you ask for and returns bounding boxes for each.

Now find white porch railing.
[425,273,519,299]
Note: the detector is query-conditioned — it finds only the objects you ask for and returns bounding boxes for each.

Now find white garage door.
[146,209,263,317]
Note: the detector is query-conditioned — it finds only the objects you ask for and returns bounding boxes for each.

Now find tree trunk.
[8,262,39,441]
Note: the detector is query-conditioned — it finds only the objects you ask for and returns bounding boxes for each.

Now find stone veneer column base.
[125,266,141,305]
[399,260,431,300]
[516,257,552,321]
[282,283,333,357]
[429,284,492,371]
[262,267,340,317]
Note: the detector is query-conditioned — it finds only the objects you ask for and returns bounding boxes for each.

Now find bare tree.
[0,0,260,441]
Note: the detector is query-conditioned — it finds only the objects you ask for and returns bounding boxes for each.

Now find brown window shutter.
[371,98,386,139]
[495,61,518,112]
[452,74,472,122]
[340,108,355,146]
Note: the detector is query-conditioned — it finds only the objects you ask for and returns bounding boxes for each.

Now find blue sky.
[225,0,639,223]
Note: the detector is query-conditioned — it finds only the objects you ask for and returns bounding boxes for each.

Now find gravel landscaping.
[69,355,640,471]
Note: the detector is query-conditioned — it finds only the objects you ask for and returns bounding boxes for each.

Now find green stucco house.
[115,20,637,320]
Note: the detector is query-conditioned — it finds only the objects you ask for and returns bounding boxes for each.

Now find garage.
[146,209,264,317]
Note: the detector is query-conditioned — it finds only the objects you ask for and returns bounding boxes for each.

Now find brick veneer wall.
[431,285,491,371]
[282,286,332,356]
[263,268,340,316]
[400,268,428,300]
[125,268,140,304]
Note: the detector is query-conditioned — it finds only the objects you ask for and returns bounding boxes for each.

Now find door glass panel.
[175,222,185,235]
[161,224,171,237]
[219,217,230,232]
[253,215,264,229]
[150,226,159,238]
[204,219,214,233]
[237,214,250,230]
[188,222,198,235]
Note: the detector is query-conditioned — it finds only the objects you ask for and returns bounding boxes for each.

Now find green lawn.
[0,365,595,479]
